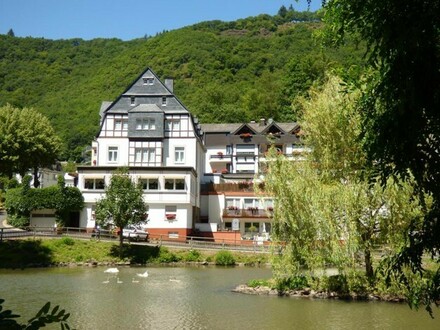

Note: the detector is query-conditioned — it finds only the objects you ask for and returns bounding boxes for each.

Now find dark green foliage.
[214,250,236,266]
[325,275,349,294]
[155,247,181,263]
[55,237,75,246]
[0,12,364,160]
[0,299,72,329]
[183,249,202,262]
[0,240,53,268]
[275,275,309,291]
[4,177,83,227]
[324,0,440,313]
[109,244,161,264]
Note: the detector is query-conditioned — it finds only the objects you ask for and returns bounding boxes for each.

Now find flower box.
[165,214,176,220]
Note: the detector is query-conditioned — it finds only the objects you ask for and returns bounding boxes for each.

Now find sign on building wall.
[232,218,240,231]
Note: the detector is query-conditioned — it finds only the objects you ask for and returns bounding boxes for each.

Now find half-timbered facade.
[77,68,204,238]
[77,67,303,242]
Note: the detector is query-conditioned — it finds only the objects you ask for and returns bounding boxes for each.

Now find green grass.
[0,238,270,268]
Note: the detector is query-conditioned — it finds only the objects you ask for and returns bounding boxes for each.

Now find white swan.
[117,278,123,284]
[102,277,110,284]
[104,267,119,274]
[137,270,149,278]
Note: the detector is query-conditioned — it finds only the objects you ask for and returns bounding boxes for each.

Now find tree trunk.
[364,247,374,279]
[33,167,40,188]
[119,230,124,258]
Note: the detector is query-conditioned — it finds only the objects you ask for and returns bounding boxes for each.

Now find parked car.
[122,225,149,241]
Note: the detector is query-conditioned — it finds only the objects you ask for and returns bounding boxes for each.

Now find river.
[0,266,438,329]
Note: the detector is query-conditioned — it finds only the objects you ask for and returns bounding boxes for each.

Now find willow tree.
[264,76,427,283]
[322,0,440,311]
[94,168,148,251]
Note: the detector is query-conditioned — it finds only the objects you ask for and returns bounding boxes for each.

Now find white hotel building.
[77,68,303,242]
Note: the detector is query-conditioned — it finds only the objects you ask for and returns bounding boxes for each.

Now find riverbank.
[232,284,406,303]
[0,237,269,269]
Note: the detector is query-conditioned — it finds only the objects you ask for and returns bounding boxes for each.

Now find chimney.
[259,118,266,126]
[165,78,174,92]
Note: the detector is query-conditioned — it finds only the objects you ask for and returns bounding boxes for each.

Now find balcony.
[209,153,232,162]
[202,182,261,193]
[223,207,273,218]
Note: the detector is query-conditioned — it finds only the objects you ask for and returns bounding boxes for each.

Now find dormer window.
[162,97,167,106]
[130,96,135,106]
[143,77,154,85]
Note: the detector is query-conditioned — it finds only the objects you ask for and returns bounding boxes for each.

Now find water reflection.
[0,266,437,330]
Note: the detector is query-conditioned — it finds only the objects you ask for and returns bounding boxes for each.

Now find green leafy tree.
[6,29,14,37]
[0,104,62,186]
[323,0,440,311]
[94,168,148,251]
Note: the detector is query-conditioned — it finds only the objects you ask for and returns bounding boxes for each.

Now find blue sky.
[0,0,321,41]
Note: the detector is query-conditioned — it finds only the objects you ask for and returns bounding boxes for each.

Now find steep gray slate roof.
[129,104,164,113]
[103,68,189,115]
[201,122,299,134]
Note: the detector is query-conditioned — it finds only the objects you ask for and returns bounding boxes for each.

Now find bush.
[346,271,369,294]
[6,214,29,228]
[321,275,349,294]
[59,237,75,246]
[275,275,309,291]
[247,279,271,288]
[183,249,202,262]
[214,250,235,266]
[156,247,181,263]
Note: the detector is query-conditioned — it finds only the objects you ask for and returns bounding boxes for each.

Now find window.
[244,198,260,209]
[174,147,185,164]
[84,178,105,190]
[166,119,180,131]
[245,222,259,234]
[108,146,118,163]
[162,97,167,106]
[165,178,185,190]
[226,198,241,209]
[130,96,135,106]
[165,205,177,213]
[135,118,156,130]
[114,119,128,131]
[135,148,155,163]
[142,77,154,85]
[139,178,159,190]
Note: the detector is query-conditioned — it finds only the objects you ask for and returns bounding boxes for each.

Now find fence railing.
[0,227,273,253]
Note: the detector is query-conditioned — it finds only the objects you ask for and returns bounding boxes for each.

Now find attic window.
[162,97,167,106]
[143,77,154,85]
[130,96,135,106]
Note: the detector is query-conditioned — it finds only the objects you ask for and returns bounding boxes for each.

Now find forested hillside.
[0,10,365,161]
